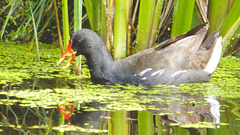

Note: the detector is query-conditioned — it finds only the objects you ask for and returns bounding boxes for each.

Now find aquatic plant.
[0,0,239,59]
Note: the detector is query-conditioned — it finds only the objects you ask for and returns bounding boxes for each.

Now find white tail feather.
[204,37,222,74]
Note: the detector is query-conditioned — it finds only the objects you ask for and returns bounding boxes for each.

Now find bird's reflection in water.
[66,92,220,135]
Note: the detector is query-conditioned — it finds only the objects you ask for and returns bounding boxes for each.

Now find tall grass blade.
[207,0,229,35]
[53,0,64,53]
[92,0,102,35]
[113,0,130,59]
[222,17,240,45]
[171,0,195,38]
[195,0,208,24]
[29,0,46,51]
[62,0,70,49]
[74,0,82,32]
[11,0,41,41]
[135,0,156,51]
[223,22,240,56]
[38,8,56,38]
[149,0,164,48]
[220,0,240,43]
[0,0,19,39]
[74,0,82,76]
[84,0,93,27]
[126,0,132,56]
[28,0,40,61]
[155,0,174,41]
[102,0,114,50]
[36,0,46,29]
[100,3,108,45]
[0,0,14,15]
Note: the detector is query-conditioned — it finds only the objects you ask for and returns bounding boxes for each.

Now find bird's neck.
[84,45,117,83]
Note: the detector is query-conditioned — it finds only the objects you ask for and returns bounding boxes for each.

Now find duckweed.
[0,42,239,133]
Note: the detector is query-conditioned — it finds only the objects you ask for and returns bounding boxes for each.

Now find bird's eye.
[77,40,82,44]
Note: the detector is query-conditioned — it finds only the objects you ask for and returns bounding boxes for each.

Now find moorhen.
[58,23,222,85]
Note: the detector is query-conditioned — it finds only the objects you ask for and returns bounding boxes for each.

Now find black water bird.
[58,23,222,85]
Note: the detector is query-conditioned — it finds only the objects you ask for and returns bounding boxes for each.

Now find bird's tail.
[203,32,222,74]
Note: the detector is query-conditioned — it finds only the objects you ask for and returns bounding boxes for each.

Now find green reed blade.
[0,0,18,39]
[92,0,102,35]
[38,8,56,38]
[53,0,64,53]
[28,0,46,49]
[74,0,82,32]
[135,0,156,51]
[62,0,70,49]
[149,0,164,48]
[28,0,40,61]
[113,0,130,59]
[100,3,108,45]
[74,0,82,76]
[10,0,41,41]
[171,0,195,38]
[223,20,240,56]
[207,0,229,35]
[84,0,93,27]
[220,0,240,42]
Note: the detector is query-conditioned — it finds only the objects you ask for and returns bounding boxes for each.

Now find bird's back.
[117,24,222,85]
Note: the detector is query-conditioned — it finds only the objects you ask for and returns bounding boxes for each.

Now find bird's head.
[58,29,99,68]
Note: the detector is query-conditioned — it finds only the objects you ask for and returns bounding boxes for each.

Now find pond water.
[0,42,239,135]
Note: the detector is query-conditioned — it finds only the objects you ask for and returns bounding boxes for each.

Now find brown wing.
[118,23,208,74]
[155,23,208,51]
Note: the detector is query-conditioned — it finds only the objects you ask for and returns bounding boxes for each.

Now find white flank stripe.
[138,68,152,76]
[204,37,222,74]
[151,69,166,77]
[171,70,187,77]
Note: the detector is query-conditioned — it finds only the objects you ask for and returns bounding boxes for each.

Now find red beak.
[58,39,76,68]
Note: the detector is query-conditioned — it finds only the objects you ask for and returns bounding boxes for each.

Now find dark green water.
[0,42,239,135]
